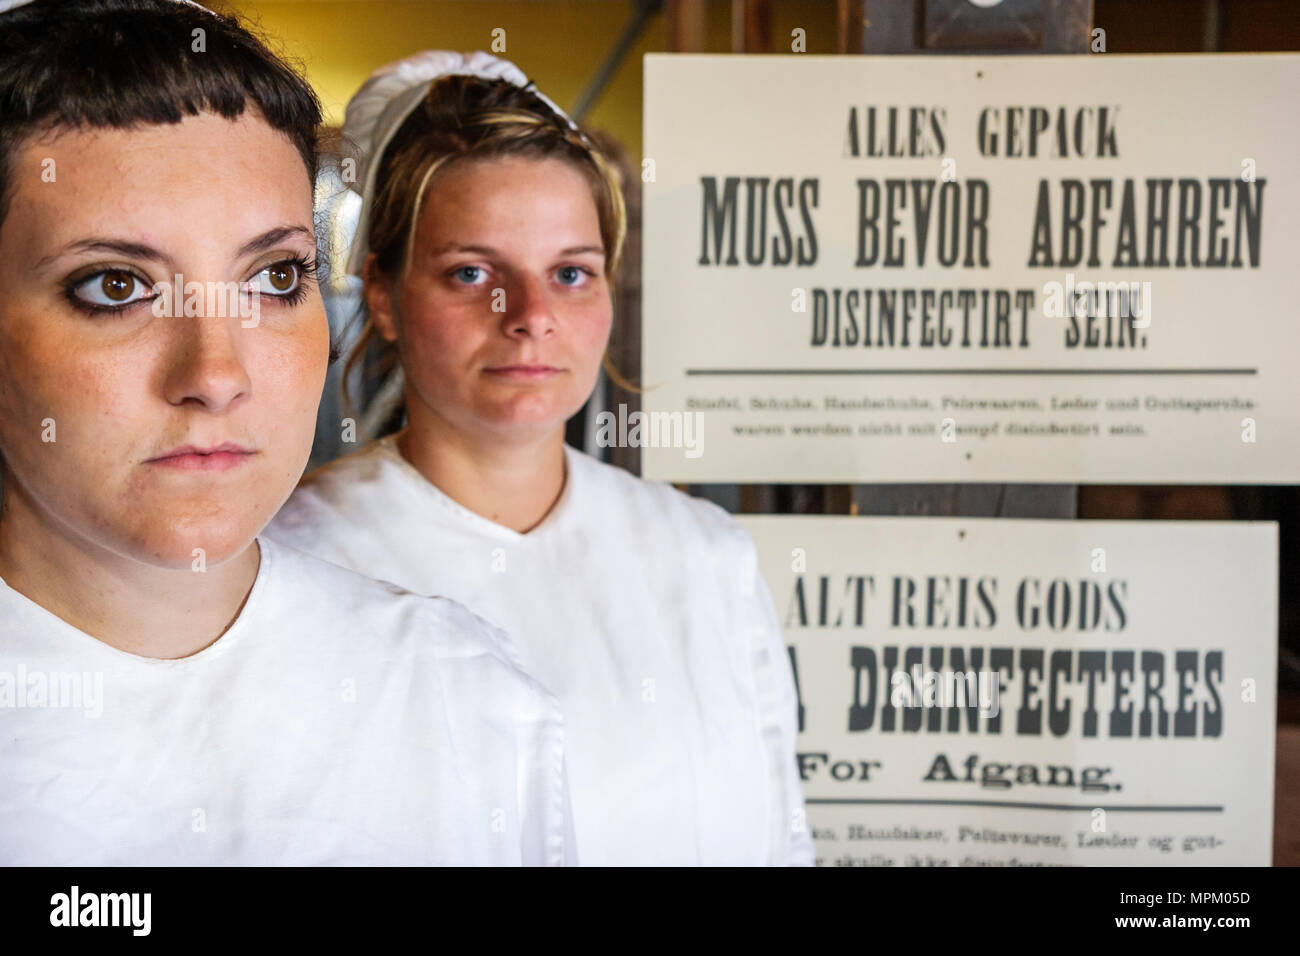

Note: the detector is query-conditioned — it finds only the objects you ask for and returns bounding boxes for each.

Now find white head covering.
[0,0,212,12]
[340,50,581,277]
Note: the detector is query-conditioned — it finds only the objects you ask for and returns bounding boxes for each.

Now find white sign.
[643,54,1300,482]
[740,516,1277,865]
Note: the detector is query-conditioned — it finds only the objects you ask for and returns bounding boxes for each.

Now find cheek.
[575,300,614,361]
[0,323,136,464]
[257,318,330,427]
[0,327,36,436]
[401,299,478,376]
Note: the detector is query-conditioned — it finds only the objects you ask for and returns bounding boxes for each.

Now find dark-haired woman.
[268,51,812,866]
[0,0,573,865]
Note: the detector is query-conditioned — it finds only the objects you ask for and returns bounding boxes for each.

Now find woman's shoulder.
[566,447,754,561]
[294,437,400,502]
[259,535,529,676]
[269,438,405,542]
[255,538,568,863]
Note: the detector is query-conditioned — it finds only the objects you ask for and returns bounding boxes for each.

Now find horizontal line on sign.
[684,368,1258,376]
[804,798,1223,812]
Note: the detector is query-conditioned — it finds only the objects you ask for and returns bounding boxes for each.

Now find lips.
[483,364,562,381]
[145,442,257,472]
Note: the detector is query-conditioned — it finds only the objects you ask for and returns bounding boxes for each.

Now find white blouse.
[268,436,813,865]
[0,536,574,865]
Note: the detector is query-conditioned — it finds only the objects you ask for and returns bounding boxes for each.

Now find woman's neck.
[0,481,260,659]
[397,407,568,535]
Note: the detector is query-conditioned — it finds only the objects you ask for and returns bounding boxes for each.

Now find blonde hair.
[341,74,630,416]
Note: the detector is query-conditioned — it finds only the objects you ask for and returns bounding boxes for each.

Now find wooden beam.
[849,0,1085,520]
[732,0,771,54]
[837,0,864,54]
[666,0,707,53]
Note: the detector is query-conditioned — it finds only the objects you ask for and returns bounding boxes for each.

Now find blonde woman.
[0,2,572,865]
[269,51,811,865]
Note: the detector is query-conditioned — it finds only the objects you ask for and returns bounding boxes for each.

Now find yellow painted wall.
[214,0,839,157]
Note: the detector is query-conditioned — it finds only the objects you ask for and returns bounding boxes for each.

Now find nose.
[502,273,557,340]
[161,312,252,412]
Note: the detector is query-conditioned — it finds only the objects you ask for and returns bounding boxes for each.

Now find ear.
[362,253,399,343]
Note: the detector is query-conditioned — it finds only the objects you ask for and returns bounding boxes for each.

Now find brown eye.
[71,269,151,310]
[101,271,135,301]
[254,261,300,296]
[268,263,296,292]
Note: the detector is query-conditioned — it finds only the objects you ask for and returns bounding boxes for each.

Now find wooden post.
[667,0,707,54]
[731,0,771,515]
[606,1,711,480]
[837,0,864,55]
[846,0,1090,520]
[732,0,772,53]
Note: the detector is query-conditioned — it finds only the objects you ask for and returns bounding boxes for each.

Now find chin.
[483,409,574,437]
[484,391,590,429]
[119,513,264,571]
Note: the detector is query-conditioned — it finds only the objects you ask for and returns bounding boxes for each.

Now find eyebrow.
[431,243,605,258]
[34,238,170,272]
[235,225,314,259]
[33,225,314,273]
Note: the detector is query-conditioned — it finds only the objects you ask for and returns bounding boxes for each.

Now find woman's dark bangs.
[0,0,322,223]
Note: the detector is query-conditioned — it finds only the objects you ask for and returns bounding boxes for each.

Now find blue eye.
[453,265,485,284]
[71,269,153,309]
[556,266,590,286]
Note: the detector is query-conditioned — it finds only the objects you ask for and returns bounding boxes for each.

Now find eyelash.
[448,265,597,286]
[61,254,320,317]
[267,255,319,308]
[558,266,596,285]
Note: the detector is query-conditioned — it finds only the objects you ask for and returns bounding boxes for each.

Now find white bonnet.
[341,50,581,277]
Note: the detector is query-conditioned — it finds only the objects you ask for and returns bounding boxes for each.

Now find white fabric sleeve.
[475,624,575,867]
[453,608,576,867]
[515,680,577,866]
[554,754,579,867]
[732,524,815,866]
